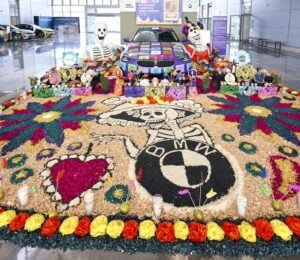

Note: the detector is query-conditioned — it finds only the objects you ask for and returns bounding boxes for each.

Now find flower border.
[0,207,299,256]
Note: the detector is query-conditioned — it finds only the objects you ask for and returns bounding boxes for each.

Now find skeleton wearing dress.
[89,22,113,60]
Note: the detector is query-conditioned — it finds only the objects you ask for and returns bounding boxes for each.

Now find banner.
[212,16,227,56]
[136,0,182,25]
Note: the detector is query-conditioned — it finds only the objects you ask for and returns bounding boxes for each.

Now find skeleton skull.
[140,108,167,128]
[188,26,201,46]
[94,22,108,46]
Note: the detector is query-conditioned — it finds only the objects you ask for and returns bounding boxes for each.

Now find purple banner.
[136,0,182,25]
[212,16,227,56]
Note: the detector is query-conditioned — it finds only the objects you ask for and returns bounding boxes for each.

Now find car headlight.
[121,55,131,62]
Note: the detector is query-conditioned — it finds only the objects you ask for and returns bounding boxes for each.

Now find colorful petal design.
[270,155,300,201]
[239,142,257,154]
[0,97,96,155]
[105,184,131,204]
[7,154,28,168]
[10,168,34,184]
[208,94,300,145]
[245,162,267,178]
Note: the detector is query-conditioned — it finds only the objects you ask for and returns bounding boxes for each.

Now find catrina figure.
[182,17,211,63]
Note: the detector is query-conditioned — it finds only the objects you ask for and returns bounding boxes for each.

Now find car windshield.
[132,28,179,42]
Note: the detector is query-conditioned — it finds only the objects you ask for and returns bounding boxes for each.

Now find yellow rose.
[24,213,45,232]
[207,222,225,241]
[0,210,16,227]
[139,220,156,239]
[270,219,293,241]
[106,220,124,239]
[90,215,108,237]
[174,221,189,240]
[59,216,79,235]
[238,221,256,243]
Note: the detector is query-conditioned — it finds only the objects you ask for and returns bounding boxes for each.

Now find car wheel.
[38,31,45,38]
[12,33,22,41]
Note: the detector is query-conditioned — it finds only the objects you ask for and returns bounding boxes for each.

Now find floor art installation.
[0,93,299,256]
[0,20,300,257]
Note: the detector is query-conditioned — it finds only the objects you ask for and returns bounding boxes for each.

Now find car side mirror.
[181,37,188,43]
[123,37,130,43]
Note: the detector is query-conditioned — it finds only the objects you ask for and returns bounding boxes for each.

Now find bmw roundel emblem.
[135,139,237,207]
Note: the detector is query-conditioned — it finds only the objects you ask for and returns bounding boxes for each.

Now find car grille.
[137,60,174,68]
[157,60,174,67]
[137,60,155,67]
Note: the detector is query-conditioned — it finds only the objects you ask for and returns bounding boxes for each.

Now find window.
[71,0,79,5]
[103,0,110,5]
[79,0,86,5]
[87,0,94,4]
[63,0,70,5]
[53,0,62,5]
[95,0,102,5]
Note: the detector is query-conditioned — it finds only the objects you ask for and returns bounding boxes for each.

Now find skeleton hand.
[91,133,139,158]
[91,133,126,143]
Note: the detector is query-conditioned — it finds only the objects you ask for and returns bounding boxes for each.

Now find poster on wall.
[212,16,227,56]
[136,0,182,25]
[53,17,80,34]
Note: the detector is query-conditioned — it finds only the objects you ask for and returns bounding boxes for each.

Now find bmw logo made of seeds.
[92,97,243,211]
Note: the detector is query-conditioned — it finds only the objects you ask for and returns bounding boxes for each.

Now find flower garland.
[0,207,300,256]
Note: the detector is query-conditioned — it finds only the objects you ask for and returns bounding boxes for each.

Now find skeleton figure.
[88,22,113,60]
[91,97,243,211]
[182,17,210,62]
[92,98,212,153]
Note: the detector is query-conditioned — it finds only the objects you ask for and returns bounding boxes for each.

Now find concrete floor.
[0,34,300,259]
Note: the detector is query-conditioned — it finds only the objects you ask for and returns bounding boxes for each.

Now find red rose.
[189,222,207,242]
[156,221,175,243]
[74,216,91,237]
[252,219,274,241]
[286,216,300,237]
[9,213,30,232]
[221,221,240,241]
[0,208,3,214]
[41,217,61,237]
[122,220,138,240]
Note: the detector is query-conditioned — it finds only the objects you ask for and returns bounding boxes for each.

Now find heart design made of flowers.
[41,154,114,210]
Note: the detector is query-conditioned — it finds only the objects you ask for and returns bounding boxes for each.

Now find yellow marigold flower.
[139,220,156,239]
[106,220,124,239]
[90,215,108,237]
[59,216,79,235]
[174,221,189,240]
[238,221,256,243]
[24,213,45,232]
[270,219,293,241]
[207,222,225,241]
[0,210,16,227]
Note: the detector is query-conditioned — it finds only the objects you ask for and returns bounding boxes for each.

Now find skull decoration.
[94,22,108,47]
[140,108,167,128]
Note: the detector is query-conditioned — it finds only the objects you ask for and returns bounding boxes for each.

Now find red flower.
[122,220,138,240]
[286,216,300,237]
[41,217,61,237]
[189,222,207,242]
[156,221,175,243]
[252,219,274,241]
[9,213,30,232]
[0,208,3,214]
[221,221,240,241]
[74,216,91,237]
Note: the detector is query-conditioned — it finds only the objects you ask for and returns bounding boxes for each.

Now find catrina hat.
[182,17,204,36]
[97,97,203,127]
